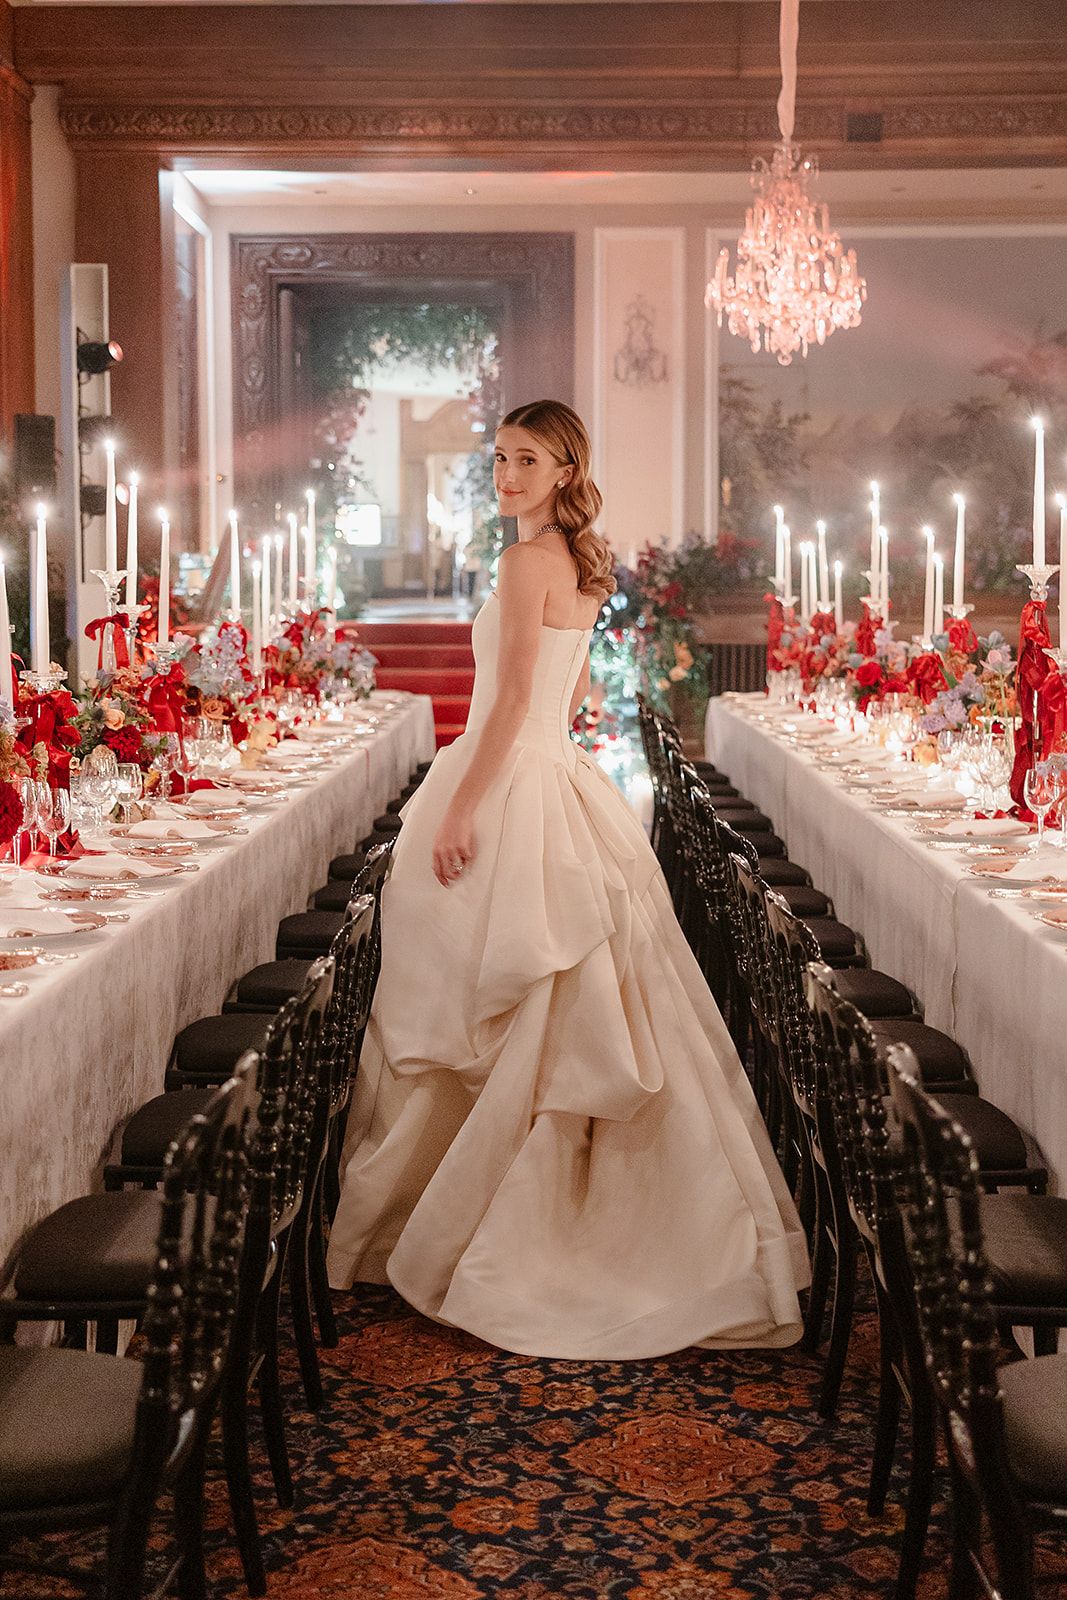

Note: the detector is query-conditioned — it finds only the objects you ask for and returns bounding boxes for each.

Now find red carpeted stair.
[351,620,474,748]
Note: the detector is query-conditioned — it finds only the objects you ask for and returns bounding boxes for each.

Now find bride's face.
[493,426,568,518]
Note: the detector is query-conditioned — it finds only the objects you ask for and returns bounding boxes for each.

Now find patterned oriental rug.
[14,1283,1067,1598]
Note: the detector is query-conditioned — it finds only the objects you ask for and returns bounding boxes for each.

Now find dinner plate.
[0,912,109,941]
[41,858,194,885]
[1036,908,1067,930]
[35,883,151,903]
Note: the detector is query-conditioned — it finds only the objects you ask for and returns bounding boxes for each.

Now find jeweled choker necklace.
[533,520,564,539]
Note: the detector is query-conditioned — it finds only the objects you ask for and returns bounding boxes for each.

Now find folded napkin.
[69,853,176,879]
[177,790,245,812]
[126,818,218,841]
[0,909,79,937]
[993,846,1067,883]
[933,817,1031,839]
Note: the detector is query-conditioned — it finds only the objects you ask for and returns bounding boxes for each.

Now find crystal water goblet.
[114,763,143,825]
[1024,764,1058,852]
[15,777,40,865]
[38,787,71,857]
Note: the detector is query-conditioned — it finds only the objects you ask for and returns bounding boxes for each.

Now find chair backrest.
[321,895,376,1118]
[730,852,789,1044]
[805,961,895,1251]
[133,1061,256,1487]
[355,837,395,972]
[763,889,826,1111]
[885,1046,1008,1513]
[255,956,336,1233]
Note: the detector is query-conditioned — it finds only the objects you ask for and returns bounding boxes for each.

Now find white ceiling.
[184,165,1067,212]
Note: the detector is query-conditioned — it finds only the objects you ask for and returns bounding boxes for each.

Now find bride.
[327,399,808,1359]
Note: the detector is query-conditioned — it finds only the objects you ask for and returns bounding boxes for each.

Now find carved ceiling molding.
[232,231,574,515]
[60,96,1067,155]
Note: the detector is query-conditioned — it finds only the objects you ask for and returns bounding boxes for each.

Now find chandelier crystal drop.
[706,0,867,366]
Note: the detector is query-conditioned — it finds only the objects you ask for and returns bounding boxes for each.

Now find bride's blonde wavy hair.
[499,400,616,599]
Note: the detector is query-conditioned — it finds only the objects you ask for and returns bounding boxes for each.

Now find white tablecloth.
[707,693,1067,1192]
[0,693,436,1273]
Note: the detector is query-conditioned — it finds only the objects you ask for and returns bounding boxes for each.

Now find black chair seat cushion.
[230,957,312,1011]
[982,1195,1067,1308]
[940,1094,1030,1173]
[725,811,775,834]
[775,885,833,919]
[802,917,864,964]
[329,851,366,882]
[833,968,915,1019]
[416,760,434,775]
[1001,1352,1067,1500]
[276,910,344,957]
[173,1012,272,1083]
[707,797,759,814]
[756,858,813,888]
[14,1190,161,1302]
[313,878,356,911]
[121,1087,214,1167]
[753,836,787,859]
[0,1346,141,1510]
[372,814,403,835]
[869,1018,974,1090]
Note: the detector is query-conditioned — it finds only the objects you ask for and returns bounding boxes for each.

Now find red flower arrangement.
[0,778,22,848]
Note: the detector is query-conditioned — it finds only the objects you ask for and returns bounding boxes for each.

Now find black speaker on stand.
[13,414,57,501]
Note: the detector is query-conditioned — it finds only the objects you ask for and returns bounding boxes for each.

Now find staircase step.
[430,694,472,721]
[435,724,468,749]
[369,643,475,670]
[377,667,475,696]
[349,621,474,647]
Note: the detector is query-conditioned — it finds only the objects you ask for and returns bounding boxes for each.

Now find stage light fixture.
[76,339,123,376]
[80,482,108,519]
[78,414,115,449]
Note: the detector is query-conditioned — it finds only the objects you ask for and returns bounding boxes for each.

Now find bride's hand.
[432,807,476,887]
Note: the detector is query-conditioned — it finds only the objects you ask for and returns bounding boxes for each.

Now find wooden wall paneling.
[13,2,1067,168]
[0,0,35,442]
[74,150,175,509]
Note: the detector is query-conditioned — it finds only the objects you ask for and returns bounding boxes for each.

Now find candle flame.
[228,509,238,528]
[933,552,944,568]
[1056,493,1066,509]
[952,492,965,507]
[922,525,934,543]
[35,502,47,520]
[104,439,116,455]
[772,504,783,519]
[1031,416,1045,432]
[816,519,826,536]
[157,507,168,521]
[869,480,879,493]
[834,559,843,574]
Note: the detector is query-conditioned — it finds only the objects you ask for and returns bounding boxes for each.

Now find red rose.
[0,780,23,847]
[103,726,143,763]
[855,661,883,688]
[948,618,978,655]
[906,651,948,705]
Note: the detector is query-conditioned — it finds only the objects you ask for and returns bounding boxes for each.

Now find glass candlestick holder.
[944,603,975,622]
[89,568,129,615]
[1044,646,1067,678]
[150,641,181,677]
[19,664,67,695]
[1017,563,1059,604]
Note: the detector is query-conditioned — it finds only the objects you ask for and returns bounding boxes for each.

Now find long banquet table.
[707,692,1067,1192]
[0,692,436,1274]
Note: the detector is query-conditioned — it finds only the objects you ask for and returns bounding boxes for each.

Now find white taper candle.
[304,489,317,591]
[31,504,49,675]
[869,481,880,596]
[228,510,241,616]
[251,557,262,674]
[1032,417,1046,568]
[124,473,139,608]
[104,440,118,572]
[816,520,829,611]
[922,526,935,646]
[952,493,966,610]
[879,527,889,618]
[157,509,170,645]
[833,559,843,632]
[773,505,784,591]
[933,553,944,638]
[799,541,811,622]
[1057,493,1067,648]
[287,512,298,606]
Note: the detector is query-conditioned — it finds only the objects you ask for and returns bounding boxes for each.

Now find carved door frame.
[231,231,575,517]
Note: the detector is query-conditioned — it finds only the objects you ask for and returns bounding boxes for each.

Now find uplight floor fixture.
[706,0,866,365]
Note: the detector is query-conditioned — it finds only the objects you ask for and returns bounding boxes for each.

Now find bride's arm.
[431,543,548,884]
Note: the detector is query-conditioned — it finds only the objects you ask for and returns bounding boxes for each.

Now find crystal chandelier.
[706,0,866,366]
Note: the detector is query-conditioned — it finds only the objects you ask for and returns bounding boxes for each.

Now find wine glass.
[114,763,143,826]
[1024,764,1058,852]
[15,778,39,865]
[38,787,71,857]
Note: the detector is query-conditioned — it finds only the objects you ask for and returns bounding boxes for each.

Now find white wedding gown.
[327,592,809,1358]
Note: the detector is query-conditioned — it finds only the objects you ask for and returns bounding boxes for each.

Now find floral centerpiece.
[74,669,166,769]
[919,631,1016,734]
[180,621,254,735]
[265,612,377,702]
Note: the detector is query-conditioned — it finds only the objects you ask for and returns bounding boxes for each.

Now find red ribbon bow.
[84,614,131,670]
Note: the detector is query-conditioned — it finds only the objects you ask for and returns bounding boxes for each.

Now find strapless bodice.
[465,592,591,765]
